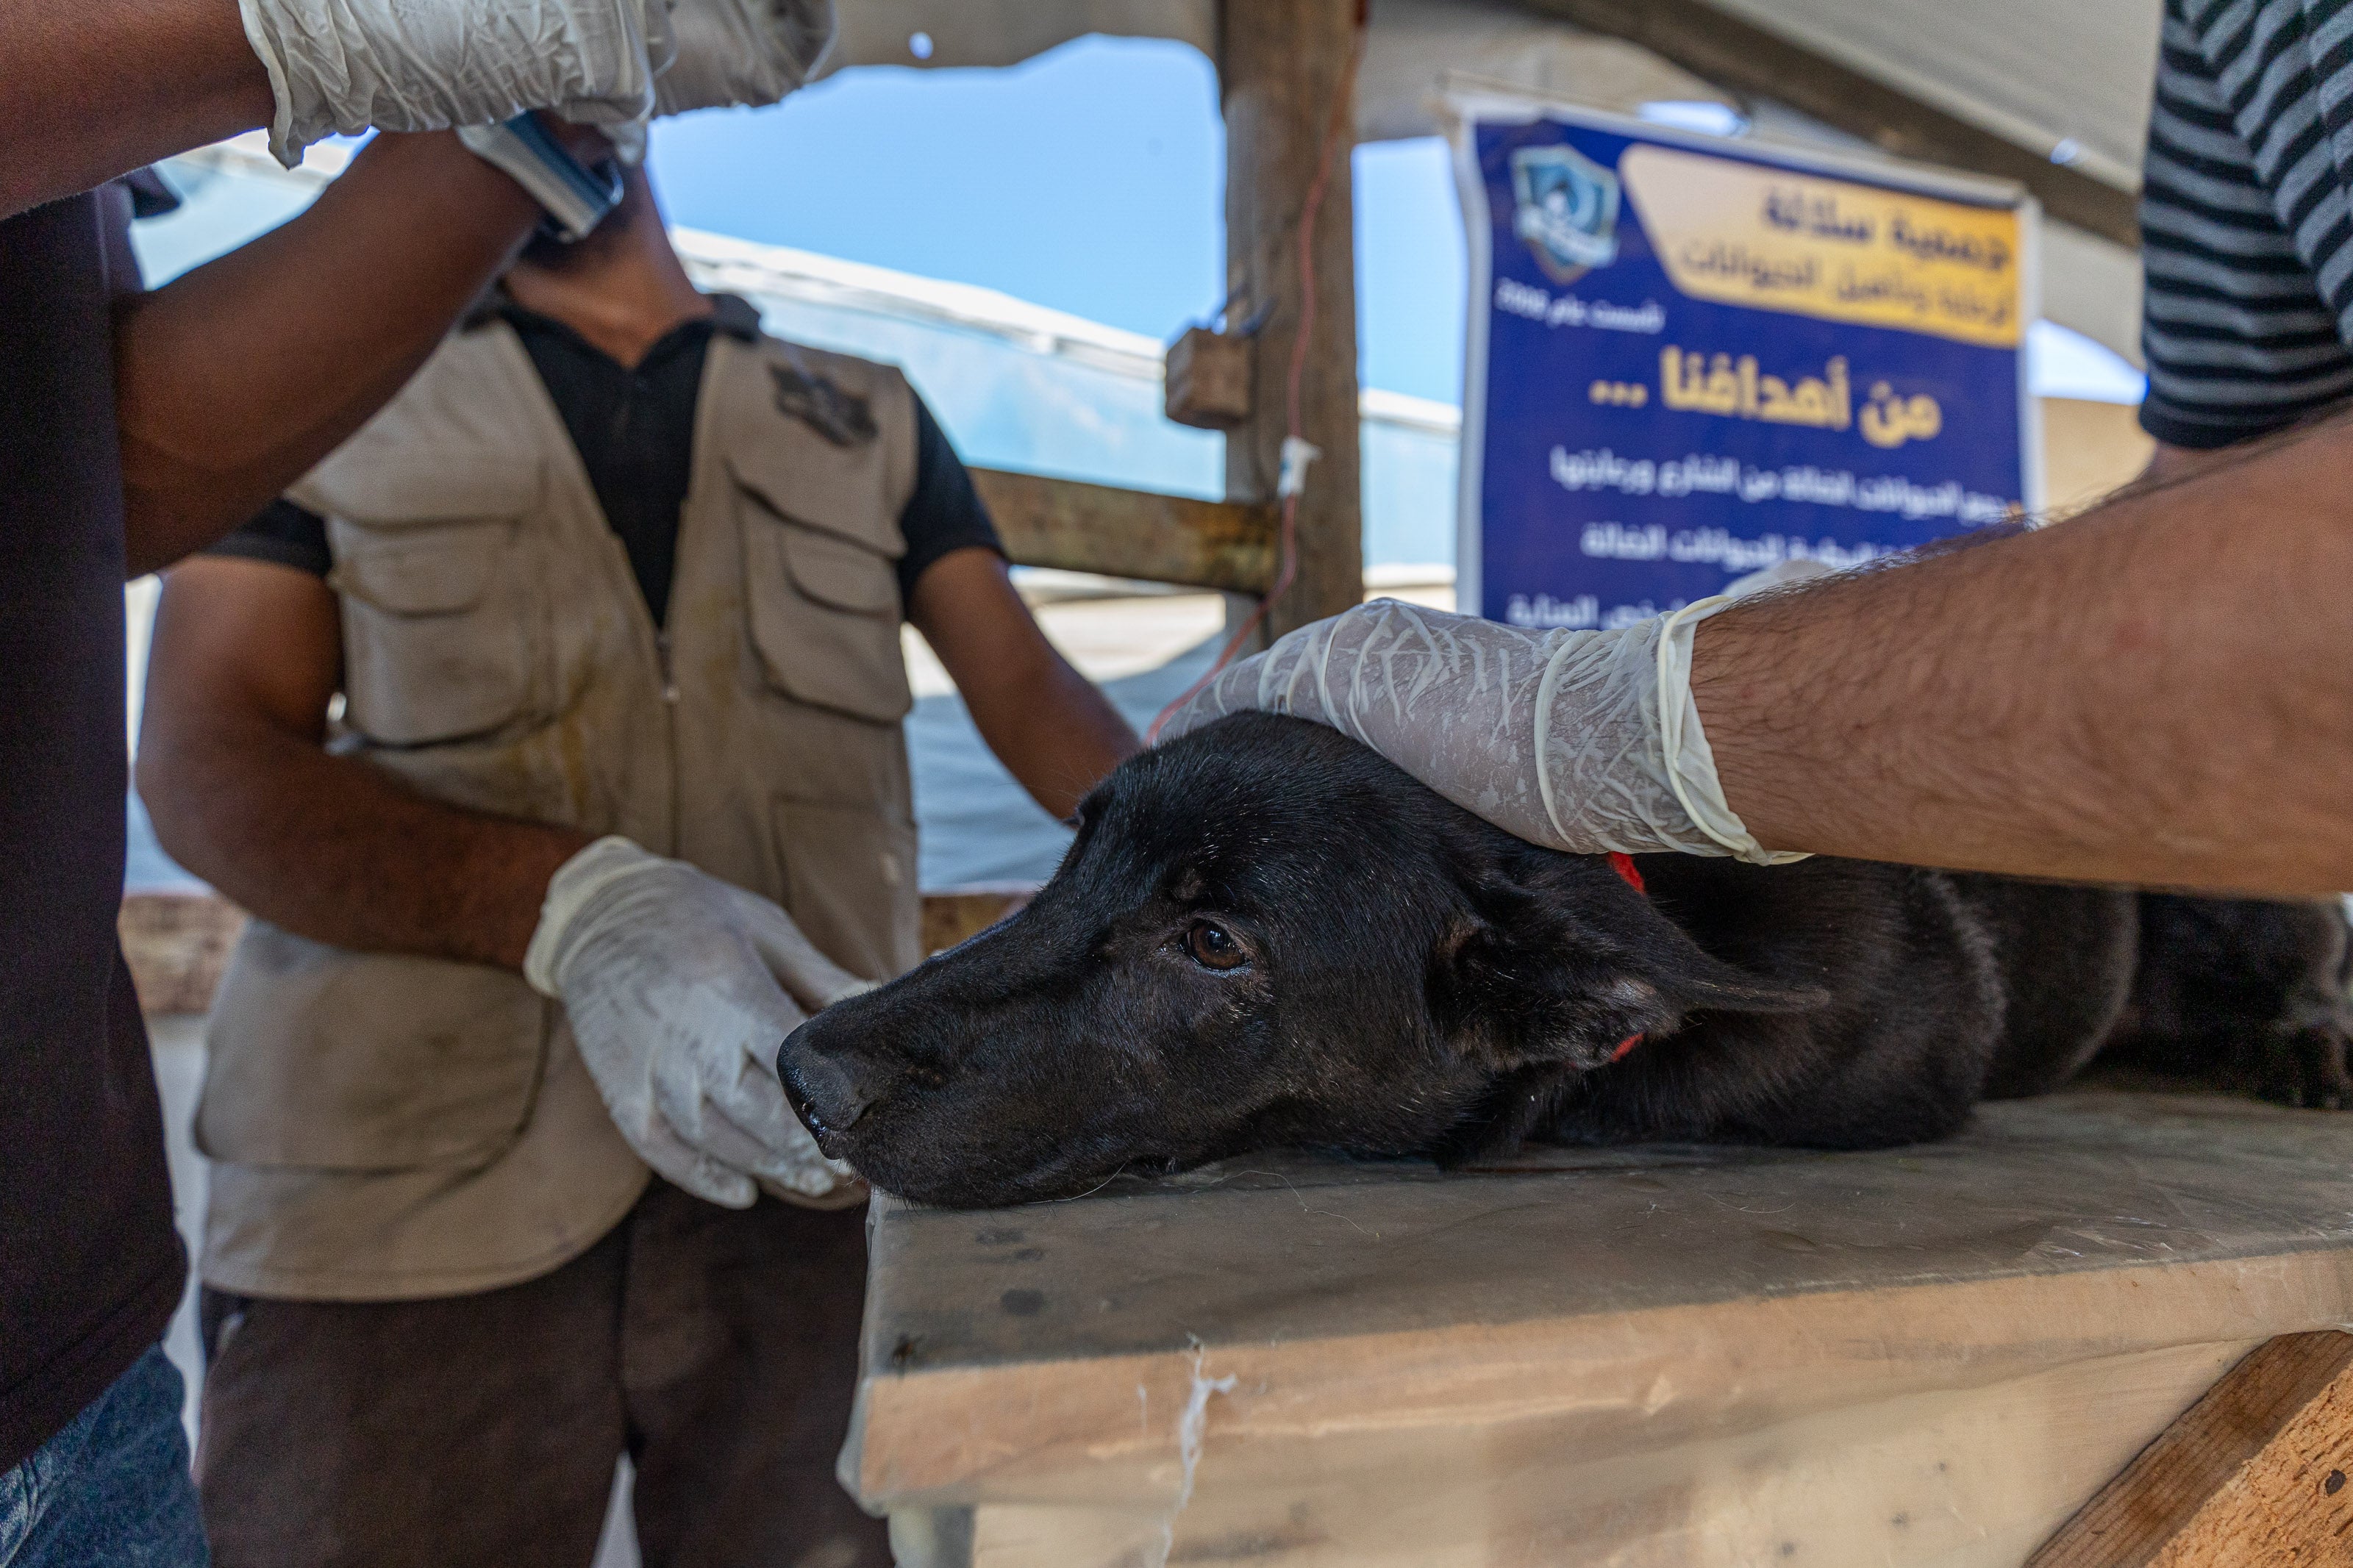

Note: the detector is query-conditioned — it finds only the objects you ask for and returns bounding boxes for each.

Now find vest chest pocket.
[735,479,913,724]
[329,520,541,746]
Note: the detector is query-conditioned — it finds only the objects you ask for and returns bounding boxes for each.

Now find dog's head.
[779,714,1819,1206]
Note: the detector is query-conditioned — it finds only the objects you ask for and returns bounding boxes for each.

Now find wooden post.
[1219,0,1365,640]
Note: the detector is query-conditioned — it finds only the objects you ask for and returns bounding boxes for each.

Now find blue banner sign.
[1452,99,2038,628]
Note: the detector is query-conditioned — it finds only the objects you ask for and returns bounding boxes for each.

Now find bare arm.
[115,129,596,576]
[908,547,1142,821]
[137,556,589,967]
[0,0,272,218]
[1690,415,2353,895]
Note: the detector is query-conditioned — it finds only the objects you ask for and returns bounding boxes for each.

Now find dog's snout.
[777,1018,890,1142]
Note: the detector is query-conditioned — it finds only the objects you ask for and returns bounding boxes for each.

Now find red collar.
[1607,853,1646,1062]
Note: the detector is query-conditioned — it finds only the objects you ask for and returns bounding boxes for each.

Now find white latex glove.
[1162,598,1807,866]
[238,0,666,167]
[524,837,870,1208]
[655,0,836,114]
[455,0,829,232]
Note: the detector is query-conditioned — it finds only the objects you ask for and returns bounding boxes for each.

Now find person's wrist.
[457,113,624,240]
[1682,603,1813,864]
[474,826,596,973]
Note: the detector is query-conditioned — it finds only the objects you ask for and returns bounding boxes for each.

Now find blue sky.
[135,34,2138,407]
[646,35,2137,407]
[648,35,1477,404]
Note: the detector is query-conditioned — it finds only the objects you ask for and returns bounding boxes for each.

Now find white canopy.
[824,0,2161,364]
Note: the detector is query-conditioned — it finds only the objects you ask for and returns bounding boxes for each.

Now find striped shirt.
[2140,0,2353,448]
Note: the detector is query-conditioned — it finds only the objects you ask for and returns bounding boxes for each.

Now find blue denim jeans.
[0,1345,207,1568]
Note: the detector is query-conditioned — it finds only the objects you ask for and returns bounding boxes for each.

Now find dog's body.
[782,715,2353,1208]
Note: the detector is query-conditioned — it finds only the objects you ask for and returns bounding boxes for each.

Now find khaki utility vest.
[196,315,921,1301]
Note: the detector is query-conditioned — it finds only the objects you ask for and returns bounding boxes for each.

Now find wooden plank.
[949,1342,2251,1568]
[919,884,1036,956]
[1221,0,1367,638]
[120,891,247,1016]
[1518,0,2140,247]
[968,468,1277,595]
[848,1095,2353,1516]
[2028,1330,2353,1567]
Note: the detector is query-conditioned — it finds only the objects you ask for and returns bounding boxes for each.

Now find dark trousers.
[194,1183,888,1568]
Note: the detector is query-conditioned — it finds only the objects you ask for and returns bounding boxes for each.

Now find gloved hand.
[454,0,834,235]
[238,0,668,166]
[524,837,869,1208]
[656,0,838,114]
[1161,598,1808,866]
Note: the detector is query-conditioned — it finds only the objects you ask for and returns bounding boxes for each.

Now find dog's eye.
[1184,920,1249,971]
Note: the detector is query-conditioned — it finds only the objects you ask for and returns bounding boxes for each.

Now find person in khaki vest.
[135,166,1139,1568]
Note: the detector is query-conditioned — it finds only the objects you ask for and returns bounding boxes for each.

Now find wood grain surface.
[969,468,1278,595]
[2029,1330,2353,1567]
[1221,0,1368,636]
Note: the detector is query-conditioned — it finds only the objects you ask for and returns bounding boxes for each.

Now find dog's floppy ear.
[1432,853,1826,1074]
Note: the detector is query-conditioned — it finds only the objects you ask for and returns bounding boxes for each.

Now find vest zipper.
[655,630,679,704]
[657,628,680,855]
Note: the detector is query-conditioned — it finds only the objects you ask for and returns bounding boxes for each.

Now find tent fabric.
[826,0,1215,73]
[1356,0,1735,140]
[826,0,2157,362]
[1704,0,2158,193]
[831,0,2161,200]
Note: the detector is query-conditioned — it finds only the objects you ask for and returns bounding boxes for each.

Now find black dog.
[780,714,2353,1207]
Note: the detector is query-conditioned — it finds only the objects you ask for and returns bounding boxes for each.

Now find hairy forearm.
[1691,417,2353,894]
[0,0,271,218]
[909,547,1142,820]
[141,723,588,969]
[115,130,550,576]
[969,656,1143,821]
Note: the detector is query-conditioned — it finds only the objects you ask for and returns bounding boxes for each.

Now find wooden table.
[842,1089,2353,1567]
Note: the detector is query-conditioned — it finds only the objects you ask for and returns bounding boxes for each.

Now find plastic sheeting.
[846,1088,2353,1566]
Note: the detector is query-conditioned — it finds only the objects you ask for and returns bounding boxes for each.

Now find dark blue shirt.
[0,190,188,1472]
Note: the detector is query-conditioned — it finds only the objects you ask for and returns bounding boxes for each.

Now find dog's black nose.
[777,1019,885,1142]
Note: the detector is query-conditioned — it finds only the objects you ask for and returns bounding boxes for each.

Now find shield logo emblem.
[1510,143,1621,283]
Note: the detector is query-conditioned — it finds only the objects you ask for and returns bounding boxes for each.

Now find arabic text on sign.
[1618,143,2024,347]
[1657,346,1855,431]
[1858,382,1943,448]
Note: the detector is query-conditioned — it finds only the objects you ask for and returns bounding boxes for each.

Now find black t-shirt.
[212,293,1002,623]
[0,193,188,1471]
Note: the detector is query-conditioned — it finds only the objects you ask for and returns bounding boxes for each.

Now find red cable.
[1149,25,1368,744]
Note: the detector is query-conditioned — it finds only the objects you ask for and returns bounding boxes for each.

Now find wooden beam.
[1515,0,2139,247]
[2028,1331,2353,1566]
[968,468,1277,595]
[1221,0,1367,637]
[121,891,247,1016]
[918,884,1035,956]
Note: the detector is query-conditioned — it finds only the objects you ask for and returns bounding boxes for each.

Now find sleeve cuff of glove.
[1657,597,1810,867]
[524,836,665,997]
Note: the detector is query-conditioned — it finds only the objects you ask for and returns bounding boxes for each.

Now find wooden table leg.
[2028,1330,2353,1566]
